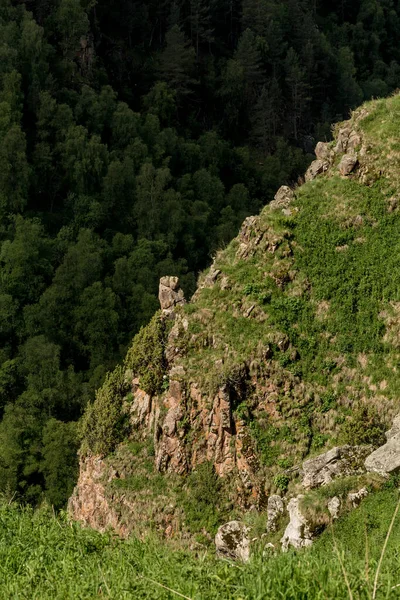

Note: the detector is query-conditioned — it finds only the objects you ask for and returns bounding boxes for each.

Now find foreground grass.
[1,489,400,599]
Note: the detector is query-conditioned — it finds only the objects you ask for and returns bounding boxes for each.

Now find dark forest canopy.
[0,0,399,507]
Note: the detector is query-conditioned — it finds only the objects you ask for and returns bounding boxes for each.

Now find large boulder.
[159,276,185,315]
[281,496,313,551]
[302,445,371,489]
[215,521,250,562]
[365,414,400,476]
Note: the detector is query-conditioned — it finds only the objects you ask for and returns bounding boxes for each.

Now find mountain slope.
[70,94,400,542]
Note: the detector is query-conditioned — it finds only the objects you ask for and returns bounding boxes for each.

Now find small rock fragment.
[348,488,368,508]
[327,496,341,520]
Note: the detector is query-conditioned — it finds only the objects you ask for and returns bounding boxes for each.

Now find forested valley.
[1,0,400,508]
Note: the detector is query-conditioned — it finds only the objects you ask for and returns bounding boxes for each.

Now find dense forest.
[0,0,400,508]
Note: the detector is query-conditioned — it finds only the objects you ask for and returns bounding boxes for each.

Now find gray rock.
[315,141,333,162]
[365,415,400,476]
[215,521,250,562]
[347,131,362,151]
[327,496,341,520]
[159,276,185,314]
[335,127,351,153]
[302,445,371,489]
[267,495,285,532]
[338,153,358,176]
[348,488,368,508]
[305,159,329,182]
[281,496,313,552]
[270,186,295,210]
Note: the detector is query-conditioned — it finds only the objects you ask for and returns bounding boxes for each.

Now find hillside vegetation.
[69,94,400,561]
[2,488,400,599]
[3,0,400,508]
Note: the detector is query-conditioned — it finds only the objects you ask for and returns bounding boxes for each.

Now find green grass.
[1,490,400,598]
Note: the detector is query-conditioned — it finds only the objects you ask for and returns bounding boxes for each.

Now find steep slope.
[70,94,400,544]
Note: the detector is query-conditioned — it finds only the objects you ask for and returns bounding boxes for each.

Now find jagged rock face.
[215,521,250,562]
[159,276,185,315]
[281,496,313,552]
[302,445,371,489]
[68,456,127,537]
[365,414,400,476]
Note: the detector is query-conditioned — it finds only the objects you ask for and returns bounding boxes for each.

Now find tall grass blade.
[372,493,400,599]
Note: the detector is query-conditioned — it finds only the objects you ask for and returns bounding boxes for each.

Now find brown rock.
[338,154,358,176]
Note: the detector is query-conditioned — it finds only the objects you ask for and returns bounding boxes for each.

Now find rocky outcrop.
[302,445,371,489]
[315,141,334,162]
[215,521,250,562]
[281,496,313,551]
[267,495,285,532]
[159,277,185,315]
[68,456,127,536]
[365,414,400,476]
[335,127,362,154]
[270,186,295,210]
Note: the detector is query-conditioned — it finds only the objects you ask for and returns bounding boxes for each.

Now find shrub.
[341,406,386,447]
[124,311,168,396]
[80,365,129,456]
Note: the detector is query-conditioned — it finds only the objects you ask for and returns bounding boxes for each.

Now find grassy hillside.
[2,487,400,599]
[71,94,400,547]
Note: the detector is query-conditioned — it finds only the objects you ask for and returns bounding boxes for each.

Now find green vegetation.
[2,489,400,598]
[125,313,169,397]
[80,366,129,456]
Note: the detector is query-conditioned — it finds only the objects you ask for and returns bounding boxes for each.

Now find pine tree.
[159,24,197,98]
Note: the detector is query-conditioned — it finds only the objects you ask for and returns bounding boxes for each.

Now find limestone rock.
[302,445,371,489]
[267,494,285,532]
[281,496,313,552]
[348,488,368,508]
[215,521,250,562]
[327,496,341,520]
[159,276,185,314]
[365,414,400,476]
[270,186,295,210]
[338,153,358,176]
[305,159,329,182]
